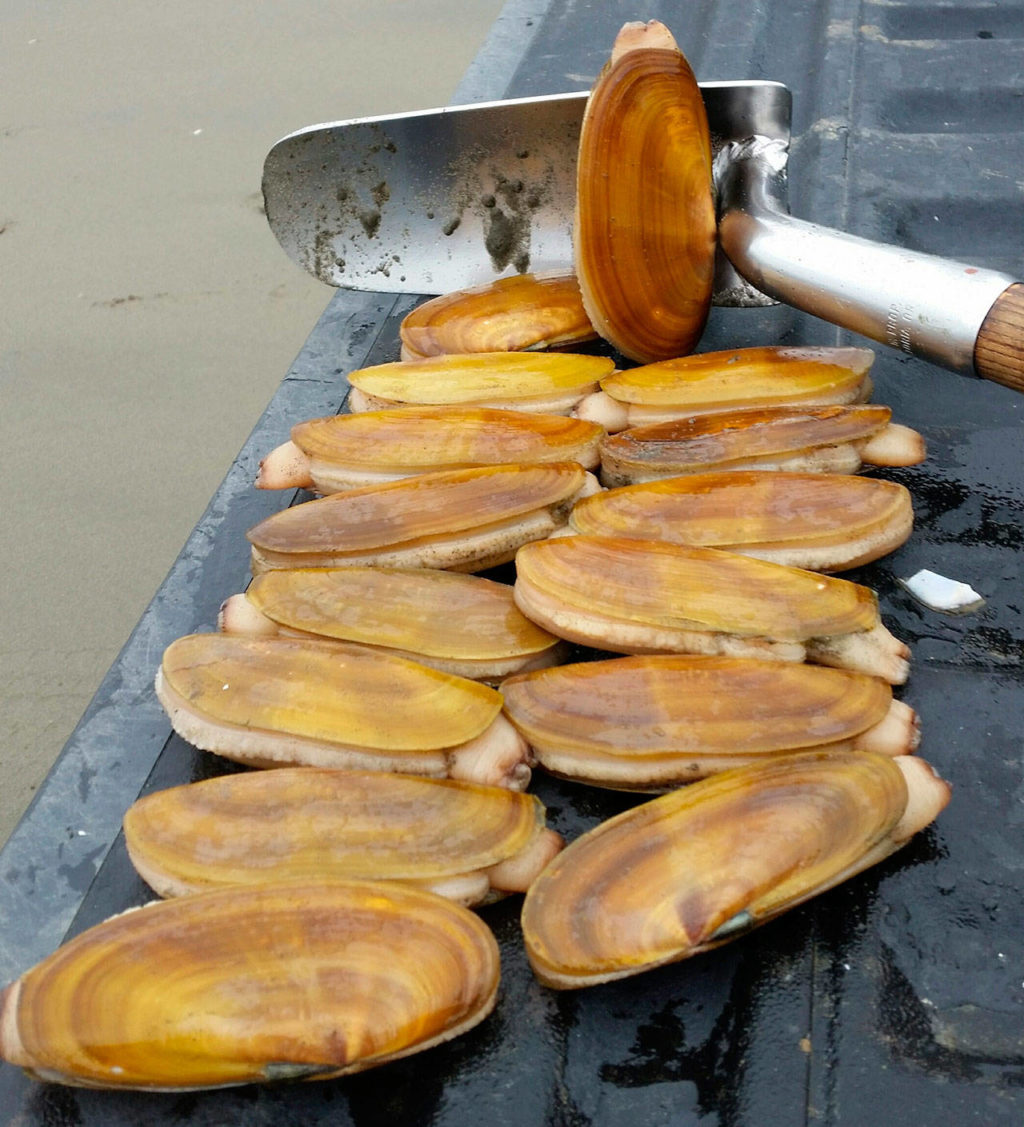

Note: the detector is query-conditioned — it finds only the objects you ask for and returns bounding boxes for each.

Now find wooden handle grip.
[975,283,1024,393]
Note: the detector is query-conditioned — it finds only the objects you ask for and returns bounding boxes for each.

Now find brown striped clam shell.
[0,879,500,1088]
[568,471,915,572]
[574,20,716,362]
[521,750,951,988]
[246,462,596,575]
[399,270,597,359]
[513,535,910,683]
[256,405,604,493]
[598,403,926,485]
[501,655,919,790]
[124,769,562,904]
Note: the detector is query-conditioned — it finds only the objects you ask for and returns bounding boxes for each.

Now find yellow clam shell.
[123,769,556,903]
[521,751,946,988]
[399,270,597,359]
[582,346,875,431]
[0,878,500,1088]
[230,566,564,680]
[154,633,532,789]
[347,351,613,414]
[501,655,905,789]
[574,20,716,362]
[569,471,915,572]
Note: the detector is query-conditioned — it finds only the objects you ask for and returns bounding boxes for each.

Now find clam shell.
[569,471,915,571]
[501,655,910,789]
[521,751,948,988]
[155,633,531,789]
[246,462,590,574]
[226,566,564,680]
[124,769,557,903]
[399,270,597,359]
[574,20,716,362]
[514,535,879,650]
[289,406,604,491]
[598,403,899,484]
[514,535,911,682]
[0,878,500,1088]
[579,346,875,431]
[347,352,613,415]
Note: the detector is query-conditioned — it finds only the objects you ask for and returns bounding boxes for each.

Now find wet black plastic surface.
[1,1,1022,1123]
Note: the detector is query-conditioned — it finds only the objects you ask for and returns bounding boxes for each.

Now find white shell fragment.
[898,569,985,615]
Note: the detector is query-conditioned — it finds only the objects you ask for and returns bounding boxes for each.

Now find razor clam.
[399,270,597,359]
[124,769,562,904]
[521,750,951,988]
[219,566,566,681]
[513,535,910,683]
[0,878,500,1088]
[246,462,598,575]
[346,351,613,415]
[574,20,716,362]
[501,655,919,790]
[598,404,926,486]
[568,471,914,572]
[256,405,604,492]
[155,633,532,790]
[576,346,875,433]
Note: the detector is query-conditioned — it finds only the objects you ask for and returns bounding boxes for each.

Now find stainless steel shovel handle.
[717,138,1024,393]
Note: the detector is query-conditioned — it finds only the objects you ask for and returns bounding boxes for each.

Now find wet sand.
[0,0,506,842]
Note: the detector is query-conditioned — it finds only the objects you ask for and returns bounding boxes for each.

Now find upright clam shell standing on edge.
[155,633,533,790]
[521,751,952,989]
[123,769,563,905]
[0,879,501,1089]
[574,20,717,362]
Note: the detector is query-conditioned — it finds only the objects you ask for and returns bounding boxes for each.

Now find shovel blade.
[262,81,791,302]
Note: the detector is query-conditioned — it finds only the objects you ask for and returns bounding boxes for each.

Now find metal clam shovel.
[262,83,1024,391]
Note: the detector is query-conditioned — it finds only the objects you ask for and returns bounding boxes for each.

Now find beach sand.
[0,0,506,842]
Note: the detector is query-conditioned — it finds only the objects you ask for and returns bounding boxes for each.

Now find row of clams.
[0,19,952,1093]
